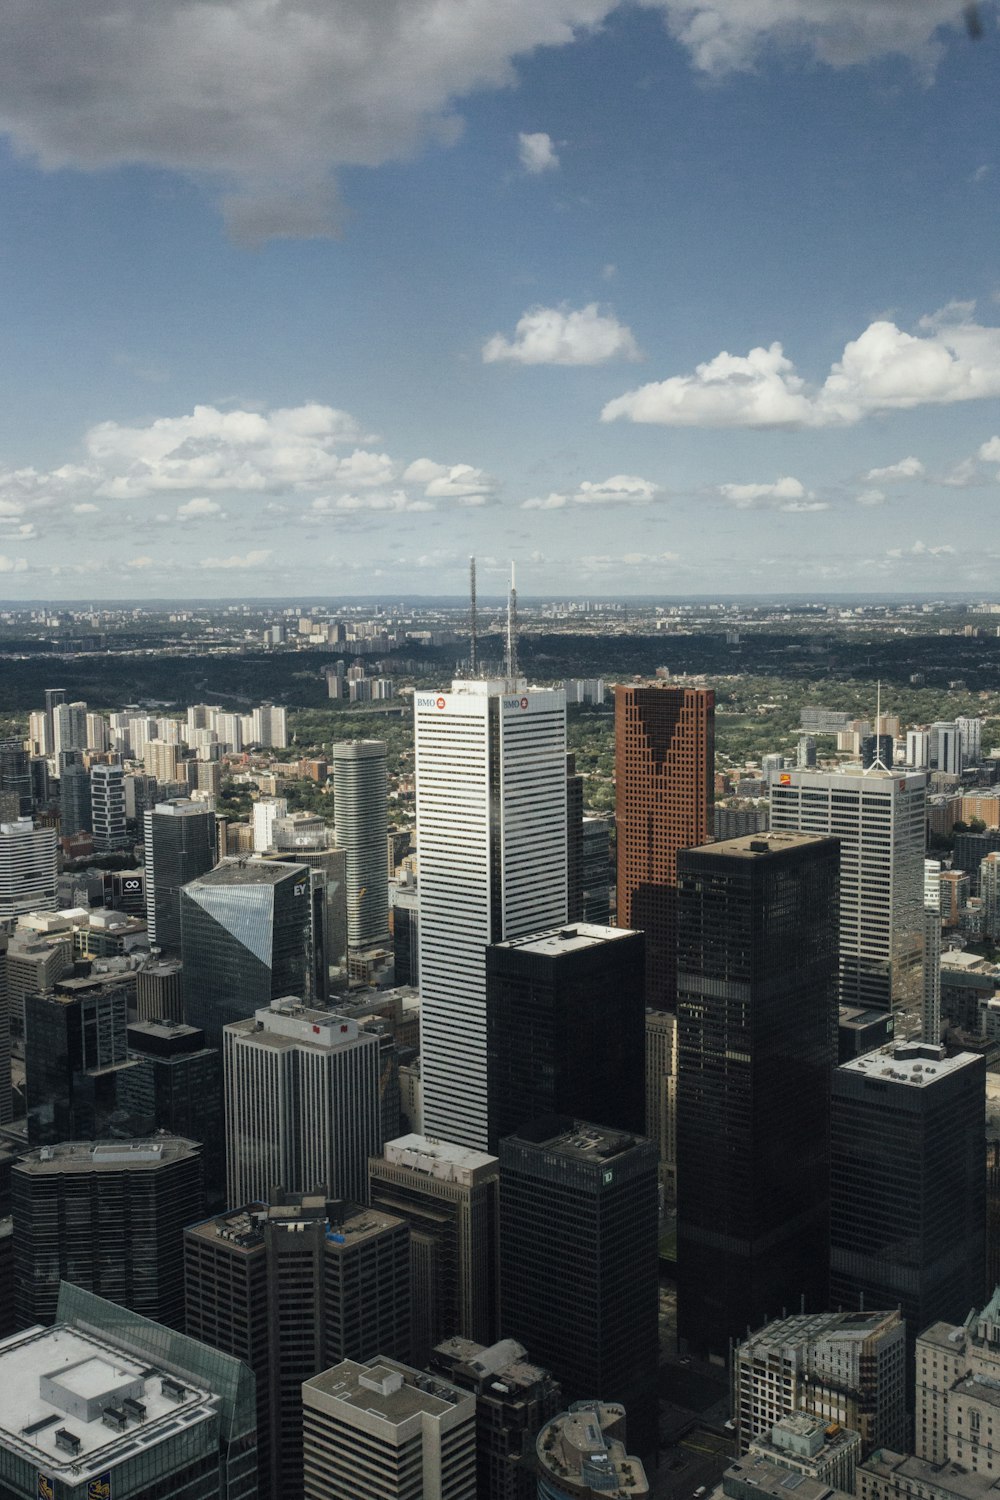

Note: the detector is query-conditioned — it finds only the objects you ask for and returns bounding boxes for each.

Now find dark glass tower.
[119,1017,225,1205]
[24,976,140,1147]
[0,739,32,817]
[144,798,217,954]
[180,858,315,1045]
[498,1116,659,1461]
[486,923,645,1151]
[615,684,714,1009]
[830,1040,985,1376]
[676,831,840,1358]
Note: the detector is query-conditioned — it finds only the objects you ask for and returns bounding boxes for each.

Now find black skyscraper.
[676,831,840,1358]
[830,1040,985,1375]
[486,924,645,1151]
[499,1116,659,1460]
[24,976,142,1146]
[144,797,217,954]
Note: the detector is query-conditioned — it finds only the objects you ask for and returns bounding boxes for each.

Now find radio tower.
[469,555,478,676]
[505,562,519,680]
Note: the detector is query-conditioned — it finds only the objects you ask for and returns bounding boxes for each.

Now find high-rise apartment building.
[251,702,288,749]
[90,762,129,851]
[415,679,567,1149]
[146,736,182,783]
[224,999,381,1206]
[52,699,87,758]
[485,923,645,1151]
[830,1041,985,1373]
[56,748,91,836]
[332,740,390,949]
[186,1194,410,1498]
[369,1133,499,1364]
[957,715,983,766]
[251,795,288,852]
[615,684,714,1009]
[13,1136,204,1328]
[676,832,840,1357]
[498,1117,659,1460]
[180,858,316,1044]
[0,1284,257,1500]
[0,739,31,817]
[906,728,932,768]
[0,818,57,918]
[733,1309,907,1459]
[769,767,927,1014]
[931,721,963,775]
[302,1356,477,1500]
[145,798,218,953]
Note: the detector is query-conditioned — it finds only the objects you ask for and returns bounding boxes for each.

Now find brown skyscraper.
[615,684,714,1007]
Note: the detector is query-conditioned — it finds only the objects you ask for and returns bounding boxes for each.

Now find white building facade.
[415,679,567,1149]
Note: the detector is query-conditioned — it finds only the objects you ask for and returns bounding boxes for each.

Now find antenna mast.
[506,562,519,679]
[469,555,478,676]
[867,678,890,773]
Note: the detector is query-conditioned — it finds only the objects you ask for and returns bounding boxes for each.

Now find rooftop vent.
[55,1428,81,1456]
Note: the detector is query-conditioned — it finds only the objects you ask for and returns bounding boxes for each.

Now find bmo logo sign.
[416,695,447,710]
[504,696,530,711]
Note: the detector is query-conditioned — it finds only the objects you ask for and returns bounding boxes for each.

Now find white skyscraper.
[0,819,58,919]
[52,701,87,757]
[415,677,567,1149]
[770,766,927,1015]
[930,721,963,775]
[924,858,942,1043]
[223,998,381,1207]
[957,715,983,766]
[905,729,931,769]
[252,795,289,852]
[331,740,389,949]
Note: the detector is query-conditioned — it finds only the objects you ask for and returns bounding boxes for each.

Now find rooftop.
[688,830,837,860]
[509,1117,644,1164]
[738,1309,901,1353]
[840,1041,979,1087]
[187,857,308,888]
[860,1451,1000,1500]
[226,999,367,1051]
[433,1336,551,1391]
[0,1322,217,1484]
[16,1138,199,1175]
[304,1357,471,1426]
[536,1403,649,1497]
[493,922,638,957]
[723,1455,852,1500]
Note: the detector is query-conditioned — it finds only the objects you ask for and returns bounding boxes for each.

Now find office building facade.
[332,739,390,949]
[769,767,928,1014]
[0,818,57,918]
[180,858,315,1044]
[676,832,840,1357]
[145,798,217,952]
[13,1137,204,1328]
[498,1117,659,1459]
[485,923,645,1151]
[90,762,129,851]
[830,1042,986,1366]
[415,679,567,1149]
[224,999,381,1207]
[615,683,714,1009]
[24,976,134,1146]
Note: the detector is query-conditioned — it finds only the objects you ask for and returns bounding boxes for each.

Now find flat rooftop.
[0,1322,217,1484]
[724,1456,851,1500]
[188,857,307,887]
[840,1041,979,1087]
[305,1357,469,1425]
[433,1336,551,1390]
[494,923,637,957]
[688,830,837,860]
[860,1451,1000,1500]
[511,1118,643,1164]
[739,1309,900,1351]
[16,1138,198,1175]
[382,1134,497,1177]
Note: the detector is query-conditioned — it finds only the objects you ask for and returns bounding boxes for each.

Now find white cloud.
[176,497,224,520]
[886,540,956,559]
[0,554,29,573]
[864,456,925,481]
[649,0,972,76]
[980,436,1000,463]
[403,459,494,501]
[717,476,811,508]
[604,307,1000,428]
[522,473,661,509]
[315,490,434,514]
[72,502,99,515]
[855,488,886,507]
[483,303,640,366]
[127,555,155,569]
[578,549,679,570]
[199,549,272,569]
[518,131,559,173]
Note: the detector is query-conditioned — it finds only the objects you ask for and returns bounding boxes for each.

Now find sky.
[0,0,998,601]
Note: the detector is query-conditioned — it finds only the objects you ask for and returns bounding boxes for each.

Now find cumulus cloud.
[519,131,559,173]
[199,549,273,569]
[313,490,434,514]
[176,497,224,521]
[603,306,1000,428]
[0,554,29,573]
[72,502,99,515]
[483,303,640,366]
[717,476,816,509]
[579,549,680,570]
[522,473,660,508]
[864,456,925,482]
[980,436,1000,463]
[855,488,886,507]
[886,540,956,559]
[403,459,494,501]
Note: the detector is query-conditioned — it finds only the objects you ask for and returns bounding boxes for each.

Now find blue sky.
[0,0,997,599]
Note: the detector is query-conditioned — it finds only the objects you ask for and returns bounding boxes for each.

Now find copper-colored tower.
[615,684,714,1008]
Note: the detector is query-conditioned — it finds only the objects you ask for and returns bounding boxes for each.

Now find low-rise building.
[748,1412,860,1493]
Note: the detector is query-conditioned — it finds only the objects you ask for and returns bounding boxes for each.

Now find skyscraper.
[0,818,57,918]
[498,1117,659,1461]
[331,739,390,949]
[180,857,315,1045]
[224,999,381,1206]
[830,1041,985,1372]
[0,739,31,817]
[485,923,645,1151]
[924,858,942,1042]
[769,767,927,1014]
[90,761,129,851]
[676,831,840,1357]
[57,748,91,836]
[415,678,567,1149]
[615,684,714,1009]
[52,699,87,758]
[24,976,135,1145]
[13,1137,204,1328]
[144,797,217,953]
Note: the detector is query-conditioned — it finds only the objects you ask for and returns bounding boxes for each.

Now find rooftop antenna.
[505,562,519,680]
[867,678,891,773]
[469,555,478,677]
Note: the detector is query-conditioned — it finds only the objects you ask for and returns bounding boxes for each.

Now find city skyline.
[0,5,995,598]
